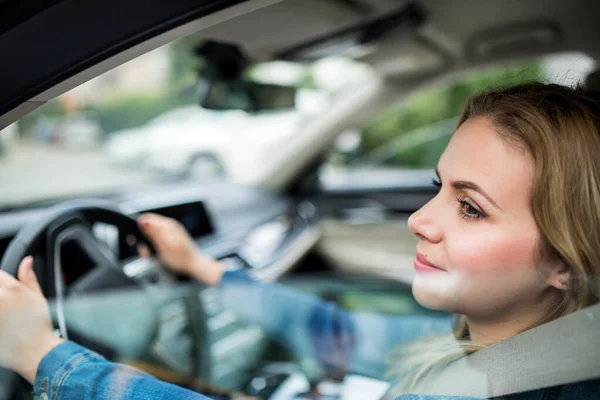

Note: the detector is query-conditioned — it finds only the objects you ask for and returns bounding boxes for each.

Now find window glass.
[321,53,596,178]
[0,41,370,209]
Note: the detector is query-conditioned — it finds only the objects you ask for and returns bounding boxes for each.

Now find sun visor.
[466,21,562,61]
[358,36,446,77]
[199,0,425,61]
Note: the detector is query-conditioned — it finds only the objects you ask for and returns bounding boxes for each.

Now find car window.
[362,118,457,169]
[0,39,369,210]
[321,53,597,180]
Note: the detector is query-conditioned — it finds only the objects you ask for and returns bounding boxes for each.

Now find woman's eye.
[431,178,442,188]
[457,198,485,220]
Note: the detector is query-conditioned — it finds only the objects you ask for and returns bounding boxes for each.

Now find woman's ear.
[547,264,571,291]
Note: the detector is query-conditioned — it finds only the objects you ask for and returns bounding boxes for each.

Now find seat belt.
[382,302,600,399]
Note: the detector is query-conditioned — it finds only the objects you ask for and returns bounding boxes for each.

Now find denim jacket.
[32,270,597,399]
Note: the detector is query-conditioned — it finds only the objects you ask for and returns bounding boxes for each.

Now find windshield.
[0,39,372,209]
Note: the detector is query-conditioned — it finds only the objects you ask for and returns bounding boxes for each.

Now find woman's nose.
[408,199,443,243]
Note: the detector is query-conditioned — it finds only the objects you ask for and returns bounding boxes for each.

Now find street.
[0,142,162,208]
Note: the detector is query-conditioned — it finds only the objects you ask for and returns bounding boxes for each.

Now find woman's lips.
[414,252,446,273]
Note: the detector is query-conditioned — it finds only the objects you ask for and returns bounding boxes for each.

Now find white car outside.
[105,91,329,181]
[104,106,221,168]
[143,108,306,181]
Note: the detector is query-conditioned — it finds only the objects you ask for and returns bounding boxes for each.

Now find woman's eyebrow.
[435,169,502,211]
[453,180,502,211]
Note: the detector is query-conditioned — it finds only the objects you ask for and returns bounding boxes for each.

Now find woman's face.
[408,117,561,321]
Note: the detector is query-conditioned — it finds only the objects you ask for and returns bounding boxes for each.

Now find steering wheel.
[0,199,212,399]
[0,199,160,358]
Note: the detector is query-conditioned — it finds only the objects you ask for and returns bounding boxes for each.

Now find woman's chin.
[412,273,459,311]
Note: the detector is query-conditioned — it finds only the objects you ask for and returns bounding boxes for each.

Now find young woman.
[0,82,599,400]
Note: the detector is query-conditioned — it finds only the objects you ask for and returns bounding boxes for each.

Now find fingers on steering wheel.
[138,213,161,240]
[17,256,43,295]
[138,212,176,246]
[0,269,18,289]
[137,244,152,259]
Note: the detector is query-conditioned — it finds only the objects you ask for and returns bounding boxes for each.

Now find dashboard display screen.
[147,201,215,238]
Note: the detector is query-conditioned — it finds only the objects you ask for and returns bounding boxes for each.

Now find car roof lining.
[0,0,65,36]
[2,0,600,130]
[199,0,599,68]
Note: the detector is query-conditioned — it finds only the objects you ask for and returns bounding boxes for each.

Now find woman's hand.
[137,213,225,286]
[0,257,64,384]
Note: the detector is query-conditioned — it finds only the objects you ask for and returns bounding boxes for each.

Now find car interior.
[0,0,599,399]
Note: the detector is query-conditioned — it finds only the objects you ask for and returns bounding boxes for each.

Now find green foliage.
[360,62,545,165]
[93,40,202,134]
[169,37,204,86]
[93,91,196,135]
[387,131,453,169]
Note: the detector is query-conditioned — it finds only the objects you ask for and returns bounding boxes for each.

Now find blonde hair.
[393,82,600,391]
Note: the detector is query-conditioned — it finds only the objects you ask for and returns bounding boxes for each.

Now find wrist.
[188,253,225,286]
[17,333,64,385]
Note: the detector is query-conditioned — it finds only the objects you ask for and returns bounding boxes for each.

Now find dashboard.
[0,181,321,393]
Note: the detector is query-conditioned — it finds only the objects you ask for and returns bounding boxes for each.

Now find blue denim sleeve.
[219,270,452,379]
[31,271,453,399]
[34,341,208,400]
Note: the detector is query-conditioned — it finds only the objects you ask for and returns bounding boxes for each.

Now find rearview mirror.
[199,80,297,112]
[194,41,303,113]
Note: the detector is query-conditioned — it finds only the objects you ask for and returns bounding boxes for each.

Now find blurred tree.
[360,62,544,161]
[92,90,197,135]
[169,37,204,86]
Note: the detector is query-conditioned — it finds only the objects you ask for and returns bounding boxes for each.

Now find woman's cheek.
[447,229,531,275]
[444,231,540,315]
